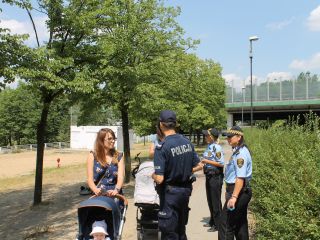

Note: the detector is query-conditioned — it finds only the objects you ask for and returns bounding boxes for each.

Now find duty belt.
[226,182,251,193]
[204,168,223,176]
[167,182,192,188]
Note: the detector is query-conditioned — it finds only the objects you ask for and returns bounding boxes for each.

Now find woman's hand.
[93,187,102,196]
[107,189,119,196]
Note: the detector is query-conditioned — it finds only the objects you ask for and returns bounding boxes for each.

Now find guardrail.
[0,142,70,154]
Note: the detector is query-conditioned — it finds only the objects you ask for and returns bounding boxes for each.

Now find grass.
[0,163,87,192]
[0,141,207,192]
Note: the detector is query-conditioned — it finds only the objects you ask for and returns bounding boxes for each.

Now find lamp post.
[249,36,259,127]
[241,85,245,125]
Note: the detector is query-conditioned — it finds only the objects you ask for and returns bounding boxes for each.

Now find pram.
[77,194,128,240]
[132,153,161,240]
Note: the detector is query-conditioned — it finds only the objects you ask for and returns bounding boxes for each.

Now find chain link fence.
[0,142,70,154]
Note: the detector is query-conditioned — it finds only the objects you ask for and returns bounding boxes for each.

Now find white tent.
[70,126,133,151]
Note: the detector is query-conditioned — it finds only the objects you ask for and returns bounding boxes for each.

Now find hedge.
[245,114,320,240]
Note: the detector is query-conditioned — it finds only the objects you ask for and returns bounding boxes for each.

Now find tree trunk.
[196,130,201,146]
[33,100,51,205]
[120,106,131,183]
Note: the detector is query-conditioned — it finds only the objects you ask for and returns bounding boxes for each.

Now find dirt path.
[0,149,88,178]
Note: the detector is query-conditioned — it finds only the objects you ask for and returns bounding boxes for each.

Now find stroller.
[77,194,128,240]
[132,153,161,240]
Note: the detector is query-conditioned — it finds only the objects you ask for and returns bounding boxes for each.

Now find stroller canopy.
[78,196,121,240]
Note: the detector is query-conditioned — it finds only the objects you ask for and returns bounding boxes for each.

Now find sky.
[1,0,320,89]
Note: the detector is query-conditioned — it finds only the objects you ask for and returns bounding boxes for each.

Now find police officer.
[201,128,224,232]
[218,126,252,240]
[152,110,202,240]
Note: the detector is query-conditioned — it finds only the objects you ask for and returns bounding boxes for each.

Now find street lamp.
[249,35,259,127]
[241,85,246,125]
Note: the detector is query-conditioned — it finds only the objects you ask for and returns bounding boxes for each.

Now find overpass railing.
[226,76,320,103]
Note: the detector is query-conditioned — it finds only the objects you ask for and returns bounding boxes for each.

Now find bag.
[79,185,92,195]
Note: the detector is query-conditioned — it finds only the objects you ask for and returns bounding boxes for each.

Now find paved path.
[122,141,232,240]
[187,141,232,239]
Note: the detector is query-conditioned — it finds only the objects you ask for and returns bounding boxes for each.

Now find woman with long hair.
[87,128,125,197]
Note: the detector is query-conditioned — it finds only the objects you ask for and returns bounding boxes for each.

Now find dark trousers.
[205,174,223,227]
[158,186,192,240]
[218,186,252,240]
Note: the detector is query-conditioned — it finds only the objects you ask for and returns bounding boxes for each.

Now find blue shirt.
[203,142,224,170]
[93,152,123,191]
[154,134,200,185]
[225,146,252,184]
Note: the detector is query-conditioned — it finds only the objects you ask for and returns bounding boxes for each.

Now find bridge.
[225,75,320,126]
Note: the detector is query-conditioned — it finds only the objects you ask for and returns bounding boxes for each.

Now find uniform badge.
[207,151,212,157]
[237,158,244,168]
[216,152,221,159]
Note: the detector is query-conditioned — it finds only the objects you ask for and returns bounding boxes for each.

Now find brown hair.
[94,128,119,166]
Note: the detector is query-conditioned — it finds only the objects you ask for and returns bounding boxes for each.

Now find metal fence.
[226,77,320,103]
[0,142,70,154]
[133,134,154,144]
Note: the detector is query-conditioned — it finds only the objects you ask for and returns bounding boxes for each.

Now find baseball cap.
[159,110,177,123]
[202,128,219,138]
[222,126,244,137]
[90,220,108,236]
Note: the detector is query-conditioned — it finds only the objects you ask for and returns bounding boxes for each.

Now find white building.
[70,126,133,151]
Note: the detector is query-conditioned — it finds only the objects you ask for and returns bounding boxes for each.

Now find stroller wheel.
[137,230,144,240]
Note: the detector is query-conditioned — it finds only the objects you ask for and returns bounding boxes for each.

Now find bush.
[245,114,320,239]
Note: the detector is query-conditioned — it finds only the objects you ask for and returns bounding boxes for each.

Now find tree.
[0,27,30,89]
[0,82,70,146]
[130,53,226,145]
[1,0,107,204]
[95,0,197,182]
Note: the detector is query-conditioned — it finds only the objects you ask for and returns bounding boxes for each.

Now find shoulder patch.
[216,152,221,159]
[237,158,244,168]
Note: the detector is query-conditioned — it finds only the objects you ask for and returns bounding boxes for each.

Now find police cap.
[222,126,243,137]
[202,128,219,138]
[159,110,177,123]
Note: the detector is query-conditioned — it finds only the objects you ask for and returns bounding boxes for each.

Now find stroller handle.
[114,193,128,206]
[90,192,129,207]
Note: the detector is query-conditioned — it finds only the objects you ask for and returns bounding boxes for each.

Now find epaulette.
[211,145,216,153]
[181,134,190,140]
[233,147,240,156]
[156,140,165,150]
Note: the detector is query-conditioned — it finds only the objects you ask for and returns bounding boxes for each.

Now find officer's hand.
[227,197,237,209]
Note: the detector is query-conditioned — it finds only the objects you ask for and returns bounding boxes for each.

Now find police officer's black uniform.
[201,128,224,232]
[154,110,200,240]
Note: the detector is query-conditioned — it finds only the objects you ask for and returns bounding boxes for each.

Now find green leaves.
[246,115,320,239]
